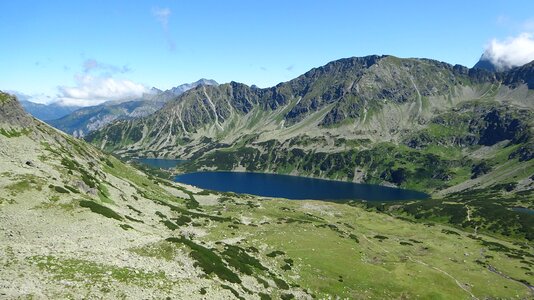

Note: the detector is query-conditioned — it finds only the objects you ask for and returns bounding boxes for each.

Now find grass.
[28,255,170,289]
[129,241,177,261]
[0,127,31,138]
[197,197,533,299]
[5,174,44,196]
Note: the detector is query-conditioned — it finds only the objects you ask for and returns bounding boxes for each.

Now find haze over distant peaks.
[45,79,218,137]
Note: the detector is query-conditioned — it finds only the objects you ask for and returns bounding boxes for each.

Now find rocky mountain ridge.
[86,55,534,195]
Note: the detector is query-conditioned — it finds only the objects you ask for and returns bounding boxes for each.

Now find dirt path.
[406,256,478,299]
[487,265,534,295]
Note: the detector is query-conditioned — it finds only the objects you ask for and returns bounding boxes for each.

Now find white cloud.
[83,59,130,74]
[57,74,148,106]
[152,7,175,51]
[482,33,534,70]
[152,7,171,28]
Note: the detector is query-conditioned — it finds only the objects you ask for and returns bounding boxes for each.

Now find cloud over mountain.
[481,33,534,71]
[57,74,148,106]
[52,59,148,106]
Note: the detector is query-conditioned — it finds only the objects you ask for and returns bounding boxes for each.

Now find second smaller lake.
[134,158,186,169]
[512,207,534,215]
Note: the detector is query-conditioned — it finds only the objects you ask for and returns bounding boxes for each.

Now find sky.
[1,0,534,106]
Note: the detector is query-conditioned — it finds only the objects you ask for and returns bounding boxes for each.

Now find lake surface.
[512,207,534,215]
[134,158,186,169]
[174,171,429,201]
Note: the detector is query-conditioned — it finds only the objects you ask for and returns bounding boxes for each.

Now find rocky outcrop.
[0,92,33,127]
[502,61,534,89]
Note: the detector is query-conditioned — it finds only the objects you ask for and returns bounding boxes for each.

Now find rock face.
[85,56,534,193]
[473,57,499,72]
[0,92,33,127]
[502,61,534,89]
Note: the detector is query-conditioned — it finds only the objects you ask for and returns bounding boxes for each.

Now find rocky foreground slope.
[86,56,534,196]
[1,92,534,298]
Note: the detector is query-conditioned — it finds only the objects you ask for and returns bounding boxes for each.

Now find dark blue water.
[512,207,534,215]
[174,171,429,201]
[134,158,186,169]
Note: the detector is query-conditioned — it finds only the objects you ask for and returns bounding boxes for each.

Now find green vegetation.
[28,255,170,288]
[79,200,123,221]
[49,185,70,194]
[0,127,31,138]
[166,237,241,283]
[222,244,268,275]
[361,185,534,241]
[5,174,44,196]
[129,241,177,261]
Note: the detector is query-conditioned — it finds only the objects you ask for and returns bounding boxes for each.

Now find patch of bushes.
[166,237,241,283]
[373,235,388,241]
[161,220,178,230]
[79,200,122,221]
[266,250,285,258]
[119,224,133,230]
[49,185,70,194]
[222,244,267,275]
[441,229,460,236]
[125,215,143,223]
[220,284,244,300]
[174,215,192,226]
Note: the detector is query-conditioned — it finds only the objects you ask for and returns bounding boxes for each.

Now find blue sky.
[1,0,534,105]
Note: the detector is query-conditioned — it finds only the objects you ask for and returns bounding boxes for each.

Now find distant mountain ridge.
[47,79,218,137]
[19,100,81,121]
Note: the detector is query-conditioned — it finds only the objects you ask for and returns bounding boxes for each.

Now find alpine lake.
[136,158,429,202]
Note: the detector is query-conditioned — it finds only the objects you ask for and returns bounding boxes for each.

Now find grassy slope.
[1,120,533,299]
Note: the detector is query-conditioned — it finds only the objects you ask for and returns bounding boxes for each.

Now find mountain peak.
[473,54,534,73]
[169,79,218,96]
[193,78,218,86]
[473,56,499,72]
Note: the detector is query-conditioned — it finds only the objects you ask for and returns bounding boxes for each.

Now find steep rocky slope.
[2,92,533,298]
[86,56,534,195]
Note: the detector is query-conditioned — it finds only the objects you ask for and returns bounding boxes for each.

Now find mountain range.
[86,55,534,195]
[19,98,82,121]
